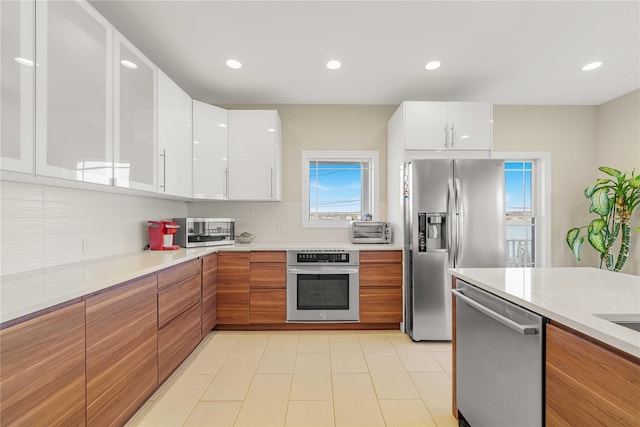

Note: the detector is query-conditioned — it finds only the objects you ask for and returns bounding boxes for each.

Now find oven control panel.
[287,250,359,265]
[297,252,349,263]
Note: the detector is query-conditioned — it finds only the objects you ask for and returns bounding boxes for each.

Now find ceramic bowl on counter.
[235,232,255,244]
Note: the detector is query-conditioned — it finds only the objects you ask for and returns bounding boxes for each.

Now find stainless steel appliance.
[404,159,505,340]
[349,221,392,244]
[173,218,235,247]
[286,249,359,322]
[453,279,545,426]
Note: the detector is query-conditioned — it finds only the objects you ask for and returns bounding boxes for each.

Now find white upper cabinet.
[228,110,281,201]
[113,32,157,192]
[35,0,114,184]
[192,100,228,199]
[403,101,491,151]
[1,0,35,174]
[157,70,192,197]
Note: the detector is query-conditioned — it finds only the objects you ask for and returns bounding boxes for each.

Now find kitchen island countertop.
[1,242,402,325]
[450,267,640,358]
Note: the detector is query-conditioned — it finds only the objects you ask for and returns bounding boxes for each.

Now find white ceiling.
[89,0,640,106]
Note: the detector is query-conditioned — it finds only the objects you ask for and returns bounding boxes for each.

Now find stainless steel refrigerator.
[404,159,505,341]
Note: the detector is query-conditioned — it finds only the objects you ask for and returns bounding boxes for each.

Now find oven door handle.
[287,267,359,275]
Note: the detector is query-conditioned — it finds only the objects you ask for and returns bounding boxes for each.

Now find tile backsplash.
[187,201,352,243]
[1,181,187,275]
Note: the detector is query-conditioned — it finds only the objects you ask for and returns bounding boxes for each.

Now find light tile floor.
[126,330,457,427]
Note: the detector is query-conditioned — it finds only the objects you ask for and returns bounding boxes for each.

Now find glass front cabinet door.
[113,32,157,192]
[1,0,35,173]
[35,0,113,185]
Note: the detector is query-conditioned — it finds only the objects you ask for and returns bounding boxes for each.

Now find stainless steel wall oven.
[286,249,359,322]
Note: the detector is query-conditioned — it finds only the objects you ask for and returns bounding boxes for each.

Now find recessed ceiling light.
[14,57,34,67]
[326,60,342,70]
[460,135,470,140]
[193,140,200,144]
[218,123,227,128]
[226,59,242,69]
[267,128,275,133]
[582,61,603,71]
[120,59,138,69]
[425,60,441,71]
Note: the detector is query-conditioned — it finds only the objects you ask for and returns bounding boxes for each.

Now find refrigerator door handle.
[447,178,456,266]
[454,178,463,265]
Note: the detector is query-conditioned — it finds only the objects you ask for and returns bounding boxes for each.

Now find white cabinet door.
[403,101,491,151]
[447,102,491,150]
[157,70,192,197]
[113,32,157,192]
[192,100,228,199]
[35,0,113,184]
[228,110,281,201]
[404,102,448,150]
[1,0,35,173]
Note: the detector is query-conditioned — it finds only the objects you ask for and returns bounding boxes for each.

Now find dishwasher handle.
[452,289,539,336]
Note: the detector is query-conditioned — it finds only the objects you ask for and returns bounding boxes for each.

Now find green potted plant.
[567,166,640,272]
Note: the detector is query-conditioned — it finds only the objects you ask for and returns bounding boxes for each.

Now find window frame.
[301,150,380,229]
[494,151,551,267]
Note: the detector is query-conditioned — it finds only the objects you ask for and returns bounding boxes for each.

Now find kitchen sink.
[594,314,640,332]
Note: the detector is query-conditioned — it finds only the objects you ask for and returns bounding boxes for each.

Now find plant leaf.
[588,218,607,234]
[589,187,611,216]
[629,177,640,189]
[588,232,606,254]
[566,228,583,260]
[599,166,622,178]
[584,179,611,198]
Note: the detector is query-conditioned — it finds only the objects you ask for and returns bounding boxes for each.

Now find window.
[302,151,379,228]
[505,161,536,267]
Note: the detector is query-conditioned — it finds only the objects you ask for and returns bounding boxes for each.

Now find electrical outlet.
[82,237,90,255]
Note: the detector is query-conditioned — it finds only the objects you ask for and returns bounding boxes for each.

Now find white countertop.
[450,267,640,358]
[0,242,401,324]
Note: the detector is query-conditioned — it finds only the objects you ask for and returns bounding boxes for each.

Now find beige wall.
[596,89,640,274]
[492,106,600,268]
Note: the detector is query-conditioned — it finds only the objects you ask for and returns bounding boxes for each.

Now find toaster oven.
[349,221,391,244]
[173,218,235,247]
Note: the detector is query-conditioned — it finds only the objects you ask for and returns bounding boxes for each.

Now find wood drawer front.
[250,263,286,289]
[360,287,403,323]
[250,288,286,324]
[250,251,286,263]
[219,252,250,269]
[546,323,640,426]
[360,250,402,264]
[202,265,218,335]
[158,302,201,382]
[158,274,201,328]
[0,302,86,427]
[218,289,250,325]
[218,258,250,324]
[157,258,200,291]
[360,263,403,287]
[85,275,158,426]
[202,253,218,274]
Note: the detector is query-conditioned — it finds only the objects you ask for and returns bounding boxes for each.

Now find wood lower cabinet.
[202,253,218,335]
[85,274,158,426]
[0,301,86,426]
[545,322,640,426]
[218,252,250,324]
[158,303,201,382]
[250,251,286,324]
[157,259,202,383]
[360,287,403,323]
[359,250,403,324]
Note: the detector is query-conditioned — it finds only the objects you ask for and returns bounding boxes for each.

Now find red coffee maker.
[148,220,181,250]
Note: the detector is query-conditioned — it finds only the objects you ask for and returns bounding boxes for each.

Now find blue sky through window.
[309,162,362,214]
[505,162,532,214]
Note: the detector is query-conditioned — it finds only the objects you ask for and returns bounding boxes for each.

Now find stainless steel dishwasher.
[453,279,545,427]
